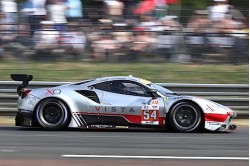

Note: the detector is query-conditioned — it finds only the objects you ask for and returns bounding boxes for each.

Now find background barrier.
[0,81,248,118]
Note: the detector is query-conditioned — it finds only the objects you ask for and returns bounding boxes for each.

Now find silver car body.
[15,75,237,131]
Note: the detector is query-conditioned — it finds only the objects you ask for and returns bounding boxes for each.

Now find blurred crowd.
[0,0,248,63]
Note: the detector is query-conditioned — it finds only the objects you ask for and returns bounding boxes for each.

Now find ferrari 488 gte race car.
[11,74,237,132]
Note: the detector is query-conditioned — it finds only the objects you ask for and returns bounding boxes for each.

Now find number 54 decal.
[141,110,159,125]
[141,99,160,125]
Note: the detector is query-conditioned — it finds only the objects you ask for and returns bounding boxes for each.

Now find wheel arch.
[166,99,205,130]
[32,97,72,127]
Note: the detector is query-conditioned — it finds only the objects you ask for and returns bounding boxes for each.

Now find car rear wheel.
[168,101,203,132]
[36,98,70,130]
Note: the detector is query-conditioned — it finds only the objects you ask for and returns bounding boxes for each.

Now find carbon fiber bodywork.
[13,76,237,132]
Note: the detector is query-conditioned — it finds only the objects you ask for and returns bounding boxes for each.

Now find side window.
[92,82,110,91]
[110,80,150,97]
[122,82,146,95]
[92,80,152,97]
[110,80,126,94]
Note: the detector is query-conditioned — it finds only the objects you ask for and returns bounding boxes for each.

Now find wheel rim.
[173,104,199,130]
[39,101,65,126]
[43,103,63,123]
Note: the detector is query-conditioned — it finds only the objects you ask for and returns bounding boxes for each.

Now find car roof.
[95,75,140,82]
[71,76,152,86]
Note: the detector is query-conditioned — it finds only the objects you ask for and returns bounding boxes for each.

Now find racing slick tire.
[168,101,203,132]
[35,98,70,130]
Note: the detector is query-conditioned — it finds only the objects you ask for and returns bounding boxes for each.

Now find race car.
[11,74,237,132]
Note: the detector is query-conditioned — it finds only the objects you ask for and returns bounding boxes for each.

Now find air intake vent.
[76,90,100,103]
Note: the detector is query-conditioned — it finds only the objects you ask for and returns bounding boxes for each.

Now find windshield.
[148,83,176,96]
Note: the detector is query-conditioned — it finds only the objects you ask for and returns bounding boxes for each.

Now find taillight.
[21,89,32,98]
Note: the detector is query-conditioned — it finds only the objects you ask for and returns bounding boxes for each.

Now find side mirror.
[148,89,157,99]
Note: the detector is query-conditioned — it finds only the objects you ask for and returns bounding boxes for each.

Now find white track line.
[0,150,18,153]
[61,155,249,160]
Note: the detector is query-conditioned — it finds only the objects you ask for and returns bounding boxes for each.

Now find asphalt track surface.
[0,126,248,166]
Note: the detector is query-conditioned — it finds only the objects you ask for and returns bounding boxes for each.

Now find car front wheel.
[168,101,203,132]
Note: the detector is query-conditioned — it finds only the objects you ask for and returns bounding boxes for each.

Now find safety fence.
[0,81,248,118]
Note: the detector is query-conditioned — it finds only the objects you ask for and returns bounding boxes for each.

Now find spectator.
[228,5,246,26]
[61,23,86,60]
[185,11,212,61]
[91,34,120,60]
[34,21,60,51]
[112,23,133,44]
[186,10,212,33]
[19,0,33,23]
[47,0,67,31]
[121,0,135,19]
[136,15,159,31]
[27,0,47,36]
[88,0,105,22]
[130,31,156,58]
[65,0,83,22]
[103,0,124,22]
[155,0,167,19]
[160,15,182,31]
[10,24,35,59]
[0,0,18,24]
[112,23,134,59]
[215,13,240,34]
[0,12,17,50]
[206,1,245,35]
[208,0,229,22]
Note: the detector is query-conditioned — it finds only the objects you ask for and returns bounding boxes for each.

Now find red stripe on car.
[73,112,165,125]
[205,113,228,122]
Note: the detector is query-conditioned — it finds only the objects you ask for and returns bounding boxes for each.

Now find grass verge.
[0,61,248,83]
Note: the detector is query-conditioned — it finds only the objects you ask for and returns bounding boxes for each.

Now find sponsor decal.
[90,125,113,128]
[46,89,61,95]
[173,96,192,100]
[116,126,129,129]
[151,99,159,105]
[94,107,135,113]
[129,108,134,112]
[95,106,101,111]
[206,104,220,112]
[141,99,160,125]
[28,96,36,106]
[208,122,220,125]
[20,109,32,114]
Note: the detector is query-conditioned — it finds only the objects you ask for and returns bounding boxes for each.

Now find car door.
[91,80,166,126]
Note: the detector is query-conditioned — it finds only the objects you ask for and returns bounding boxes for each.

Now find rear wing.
[10,74,33,94]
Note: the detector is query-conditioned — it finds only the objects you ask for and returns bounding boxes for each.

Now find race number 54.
[141,110,159,125]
